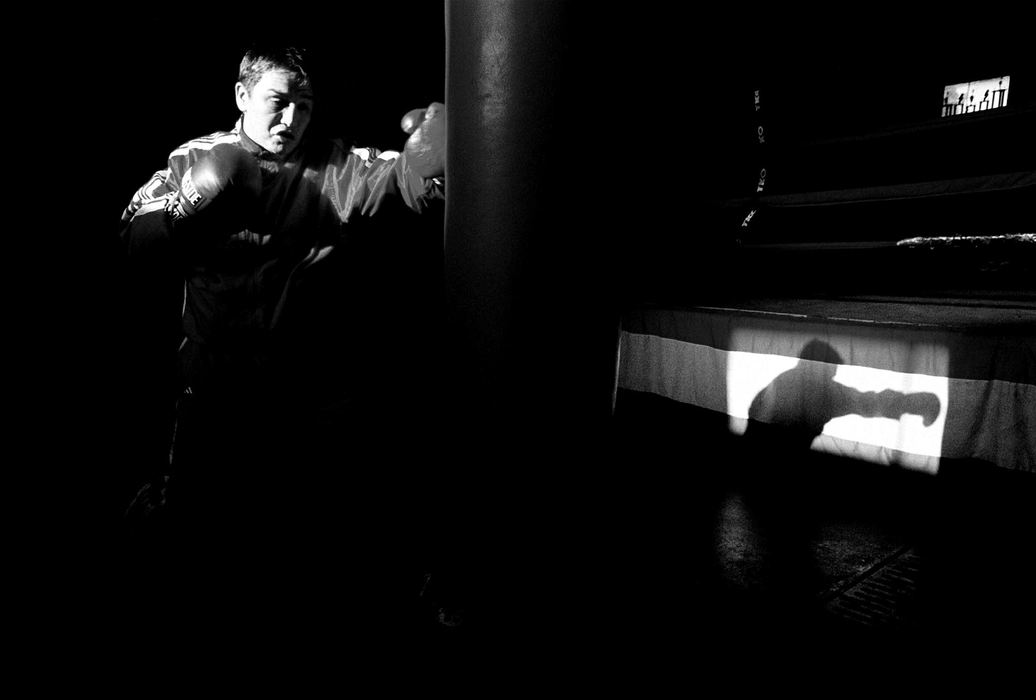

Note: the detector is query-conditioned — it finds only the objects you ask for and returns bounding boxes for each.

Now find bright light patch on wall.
[823,363,948,475]
[725,329,949,475]
[942,76,1009,117]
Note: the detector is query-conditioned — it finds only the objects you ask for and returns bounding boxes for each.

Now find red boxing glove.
[401,102,445,179]
[171,143,262,221]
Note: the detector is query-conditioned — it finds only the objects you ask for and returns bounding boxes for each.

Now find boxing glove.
[898,392,941,427]
[171,143,262,222]
[400,108,427,136]
[401,102,445,179]
[881,390,940,427]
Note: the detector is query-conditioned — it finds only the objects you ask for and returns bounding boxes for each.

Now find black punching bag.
[441,0,621,636]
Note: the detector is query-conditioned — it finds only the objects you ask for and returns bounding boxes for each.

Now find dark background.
[14,3,1033,628]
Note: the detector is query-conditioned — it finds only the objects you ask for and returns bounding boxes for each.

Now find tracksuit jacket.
[120,117,444,392]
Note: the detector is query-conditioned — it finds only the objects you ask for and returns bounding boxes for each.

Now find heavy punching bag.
[444,0,620,439]
[441,0,622,636]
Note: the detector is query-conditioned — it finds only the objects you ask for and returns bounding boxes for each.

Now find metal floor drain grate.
[823,546,921,627]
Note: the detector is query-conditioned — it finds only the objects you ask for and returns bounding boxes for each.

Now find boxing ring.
[617,297,1036,474]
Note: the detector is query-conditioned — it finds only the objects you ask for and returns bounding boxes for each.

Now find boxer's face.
[236,69,314,158]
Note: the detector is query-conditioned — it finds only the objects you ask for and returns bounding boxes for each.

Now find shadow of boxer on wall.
[738,338,940,621]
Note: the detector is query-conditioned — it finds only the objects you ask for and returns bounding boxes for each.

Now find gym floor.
[407,392,1036,678]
